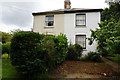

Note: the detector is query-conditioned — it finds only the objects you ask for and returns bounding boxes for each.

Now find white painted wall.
[64,12,100,55]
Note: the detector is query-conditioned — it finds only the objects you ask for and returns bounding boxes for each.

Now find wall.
[64,12,100,55]
[33,14,64,35]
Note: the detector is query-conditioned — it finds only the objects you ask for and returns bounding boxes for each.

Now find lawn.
[2,59,18,79]
[1,54,18,79]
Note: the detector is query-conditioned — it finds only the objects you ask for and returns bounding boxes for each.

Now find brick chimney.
[64,0,71,9]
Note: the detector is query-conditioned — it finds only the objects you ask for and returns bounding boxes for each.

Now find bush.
[66,44,83,60]
[41,34,68,71]
[10,32,68,76]
[10,32,45,75]
[2,42,11,54]
[82,52,103,62]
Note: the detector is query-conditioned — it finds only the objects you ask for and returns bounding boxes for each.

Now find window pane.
[47,21,53,26]
[76,15,85,20]
[76,14,86,26]
[77,20,85,25]
[46,16,54,21]
[76,35,86,48]
[46,16,54,26]
[48,16,53,21]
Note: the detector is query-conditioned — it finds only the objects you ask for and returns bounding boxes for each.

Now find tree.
[88,3,120,56]
[2,32,12,43]
[105,0,120,6]
[88,19,120,56]
[101,3,120,22]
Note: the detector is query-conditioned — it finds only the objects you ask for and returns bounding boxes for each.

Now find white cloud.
[0,23,31,33]
[0,0,109,33]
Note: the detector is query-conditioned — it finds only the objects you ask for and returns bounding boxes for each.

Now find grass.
[2,59,19,79]
[107,54,120,63]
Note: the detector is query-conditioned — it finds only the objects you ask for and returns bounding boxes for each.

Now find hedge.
[10,32,68,76]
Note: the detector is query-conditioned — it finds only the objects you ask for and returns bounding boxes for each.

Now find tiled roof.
[32,8,103,15]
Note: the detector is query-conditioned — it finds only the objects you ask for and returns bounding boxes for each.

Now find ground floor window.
[75,35,86,49]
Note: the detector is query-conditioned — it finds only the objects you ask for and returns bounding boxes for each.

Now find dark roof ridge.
[32,8,103,15]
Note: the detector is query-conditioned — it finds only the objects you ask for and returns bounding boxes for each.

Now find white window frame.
[75,35,86,49]
[45,16,54,27]
[76,14,86,26]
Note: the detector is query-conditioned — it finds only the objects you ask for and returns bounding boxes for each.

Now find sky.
[0,0,109,33]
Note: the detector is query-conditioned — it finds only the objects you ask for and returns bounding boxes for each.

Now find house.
[32,0,103,55]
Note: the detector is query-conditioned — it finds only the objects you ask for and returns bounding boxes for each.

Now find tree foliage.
[88,19,120,56]
[101,3,120,23]
[2,32,12,43]
[88,3,120,56]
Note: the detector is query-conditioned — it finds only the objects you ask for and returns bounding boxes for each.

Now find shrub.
[82,52,103,62]
[55,34,68,64]
[10,32,45,75]
[41,34,68,71]
[10,32,68,76]
[66,44,83,60]
[2,42,11,54]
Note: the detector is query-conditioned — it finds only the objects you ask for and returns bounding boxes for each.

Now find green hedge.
[10,32,68,76]
[66,44,83,60]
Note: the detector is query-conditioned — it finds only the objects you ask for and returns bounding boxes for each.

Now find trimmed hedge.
[66,44,83,60]
[10,32,68,76]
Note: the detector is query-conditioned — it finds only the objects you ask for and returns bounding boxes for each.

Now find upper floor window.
[76,14,86,26]
[45,16,54,26]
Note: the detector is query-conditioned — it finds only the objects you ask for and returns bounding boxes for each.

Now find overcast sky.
[0,0,108,33]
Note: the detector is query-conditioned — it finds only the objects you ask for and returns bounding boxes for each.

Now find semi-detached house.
[32,0,103,55]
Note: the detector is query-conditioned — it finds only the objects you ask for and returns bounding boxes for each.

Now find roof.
[32,8,103,15]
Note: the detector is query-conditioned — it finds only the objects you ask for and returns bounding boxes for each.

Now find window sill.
[76,25,86,28]
[83,49,87,51]
[44,26,54,28]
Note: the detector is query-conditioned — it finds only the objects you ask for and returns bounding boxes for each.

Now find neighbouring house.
[32,0,103,55]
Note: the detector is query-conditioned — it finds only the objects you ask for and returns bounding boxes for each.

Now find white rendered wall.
[64,12,100,55]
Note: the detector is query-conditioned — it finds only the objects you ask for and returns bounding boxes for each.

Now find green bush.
[66,44,83,60]
[10,32,68,76]
[10,32,45,75]
[82,52,103,62]
[41,34,68,71]
[2,42,11,54]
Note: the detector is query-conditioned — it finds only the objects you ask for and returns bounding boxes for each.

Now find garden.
[1,2,120,80]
